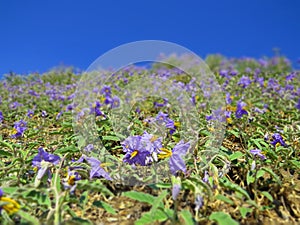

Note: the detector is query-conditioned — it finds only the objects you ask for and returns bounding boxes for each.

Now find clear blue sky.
[1,0,300,76]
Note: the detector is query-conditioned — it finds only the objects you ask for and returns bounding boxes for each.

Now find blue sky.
[1,0,300,76]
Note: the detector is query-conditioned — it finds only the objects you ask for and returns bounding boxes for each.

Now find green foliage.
[0,54,299,224]
[209,212,239,225]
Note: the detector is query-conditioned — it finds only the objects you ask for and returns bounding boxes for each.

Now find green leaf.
[135,209,168,225]
[215,194,234,205]
[252,139,262,149]
[228,129,240,138]
[76,180,114,196]
[101,135,120,141]
[1,187,18,194]
[17,210,40,225]
[25,190,51,207]
[62,122,73,128]
[289,159,300,169]
[260,167,281,185]
[54,145,78,154]
[122,191,155,204]
[246,171,255,185]
[0,141,14,151]
[149,183,172,189]
[256,169,265,179]
[261,191,273,202]
[209,212,239,225]
[229,151,243,161]
[151,190,167,213]
[220,177,250,200]
[180,209,195,225]
[71,217,94,225]
[239,207,253,219]
[0,149,13,157]
[93,200,117,215]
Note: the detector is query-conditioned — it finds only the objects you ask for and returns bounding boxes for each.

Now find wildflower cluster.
[121,131,190,175]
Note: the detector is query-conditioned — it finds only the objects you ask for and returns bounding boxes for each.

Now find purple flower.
[159,141,190,175]
[270,133,287,147]
[165,118,177,134]
[90,101,104,117]
[41,110,47,118]
[219,69,229,78]
[28,90,39,97]
[195,194,203,211]
[267,78,280,91]
[286,73,296,81]
[238,76,252,88]
[110,96,120,108]
[63,170,81,194]
[250,149,266,160]
[156,111,169,123]
[9,101,22,109]
[256,77,264,87]
[172,183,181,200]
[230,69,238,76]
[66,103,75,111]
[258,58,268,67]
[245,67,252,73]
[140,131,162,156]
[122,135,153,166]
[206,115,213,121]
[225,93,232,105]
[27,109,34,118]
[296,99,300,110]
[56,111,63,120]
[85,156,112,180]
[154,98,168,108]
[101,85,111,96]
[0,111,3,123]
[11,119,27,138]
[235,101,248,119]
[206,108,226,122]
[203,170,209,183]
[84,144,94,152]
[32,148,60,180]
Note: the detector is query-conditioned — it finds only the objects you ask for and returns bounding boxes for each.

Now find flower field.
[0,54,299,225]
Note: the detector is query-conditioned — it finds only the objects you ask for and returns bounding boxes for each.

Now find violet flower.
[235,101,248,119]
[172,183,181,200]
[158,140,190,175]
[63,170,81,194]
[250,149,266,160]
[270,133,287,147]
[0,111,3,123]
[85,156,112,180]
[122,135,153,166]
[32,148,60,180]
[11,119,27,138]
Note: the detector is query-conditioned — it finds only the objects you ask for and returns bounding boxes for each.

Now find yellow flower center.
[100,96,106,103]
[226,117,233,124]
[130,150,139,159]
[0,197,20,214]
[226,105,236,112]
[158,148,173,159]
[12,128,18,135]
[174,121,181,128]
[68,175,76,186]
